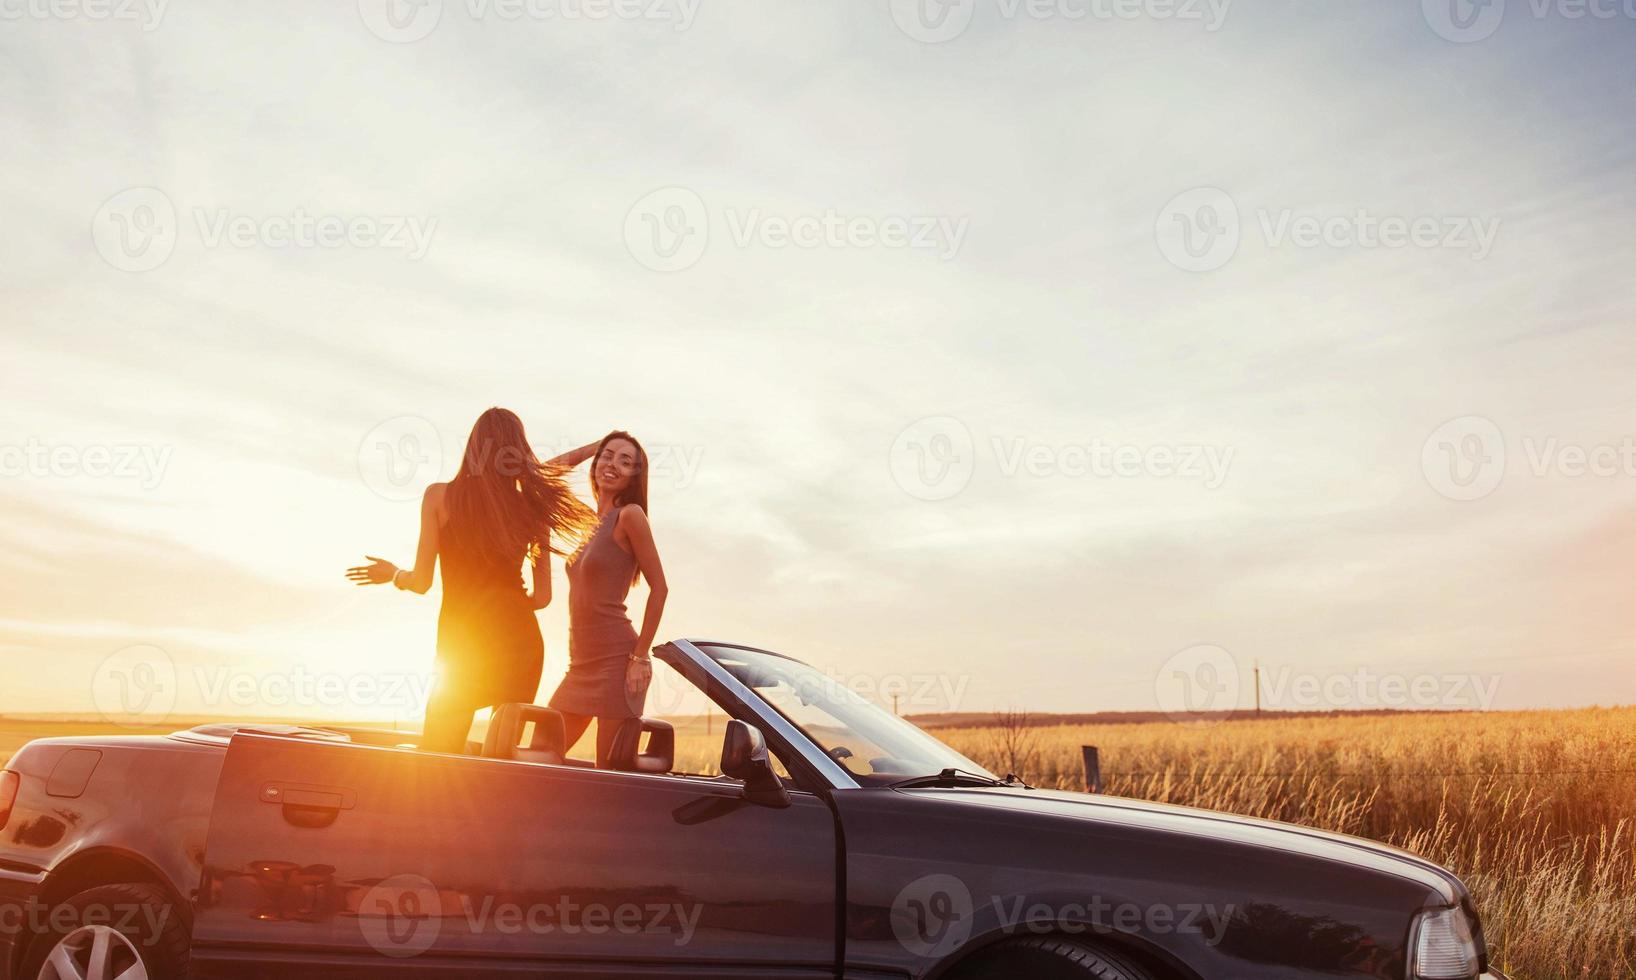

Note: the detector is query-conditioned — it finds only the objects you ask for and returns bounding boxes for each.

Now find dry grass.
[931,708,1636,980]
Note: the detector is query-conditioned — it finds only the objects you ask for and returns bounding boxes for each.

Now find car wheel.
[21,883,189,980]
[951,936,1160,980]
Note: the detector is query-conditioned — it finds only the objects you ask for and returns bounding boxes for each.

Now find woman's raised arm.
[545,440,599,469]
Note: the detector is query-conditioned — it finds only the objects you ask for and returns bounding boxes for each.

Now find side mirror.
[721,720,791,808]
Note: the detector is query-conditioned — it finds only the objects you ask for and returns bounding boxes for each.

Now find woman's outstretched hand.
[347,555,398,586]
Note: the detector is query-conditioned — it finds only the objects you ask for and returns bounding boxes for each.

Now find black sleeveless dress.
[434,508,544,712]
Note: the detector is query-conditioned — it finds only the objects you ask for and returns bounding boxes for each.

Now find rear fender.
[2,739,224,910]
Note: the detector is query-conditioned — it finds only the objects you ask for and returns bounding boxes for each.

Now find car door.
[189,732,838,979]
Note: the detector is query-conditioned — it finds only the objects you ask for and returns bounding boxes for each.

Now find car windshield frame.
[697,642,997,787]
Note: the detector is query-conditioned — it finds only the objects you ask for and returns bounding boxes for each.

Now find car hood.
[906,785,1464,904]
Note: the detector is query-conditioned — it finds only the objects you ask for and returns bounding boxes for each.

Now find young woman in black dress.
[347,408,595,753]
[549,430,669,766]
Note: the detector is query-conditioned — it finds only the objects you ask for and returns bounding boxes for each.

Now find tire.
[951,936,1161,980]
[19,882,190,980]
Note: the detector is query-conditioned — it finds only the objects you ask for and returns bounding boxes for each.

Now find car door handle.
[261,782,356,828]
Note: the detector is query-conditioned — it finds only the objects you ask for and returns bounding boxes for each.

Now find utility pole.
[892,693,901,717]
[1254,662,1262,716]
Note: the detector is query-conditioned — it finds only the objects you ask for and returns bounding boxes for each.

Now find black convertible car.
[0,639,1502,980]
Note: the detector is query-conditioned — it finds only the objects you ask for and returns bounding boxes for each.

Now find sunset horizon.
[8,8,1636,729]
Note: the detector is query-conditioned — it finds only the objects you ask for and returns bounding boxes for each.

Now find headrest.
[608,717,675,774]
[482,704,568,765]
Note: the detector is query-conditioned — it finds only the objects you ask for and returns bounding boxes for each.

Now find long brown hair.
[589,429,649,586]
[445,408,594,565]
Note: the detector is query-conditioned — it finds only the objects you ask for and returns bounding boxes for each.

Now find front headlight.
[1410,907,1480,979]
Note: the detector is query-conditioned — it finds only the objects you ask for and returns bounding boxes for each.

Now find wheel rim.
[35,925,147,980]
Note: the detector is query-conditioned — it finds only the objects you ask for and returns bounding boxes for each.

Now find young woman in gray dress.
[549,430,669,766]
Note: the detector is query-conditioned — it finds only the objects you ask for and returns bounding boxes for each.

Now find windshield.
[701,644,996,786]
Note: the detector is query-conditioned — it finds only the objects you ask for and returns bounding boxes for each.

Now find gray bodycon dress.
[549,506,648,718]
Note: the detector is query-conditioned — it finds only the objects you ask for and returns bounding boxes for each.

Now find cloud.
[3,0,1635,715]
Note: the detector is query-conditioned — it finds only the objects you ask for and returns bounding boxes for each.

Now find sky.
[2,0,1635,725]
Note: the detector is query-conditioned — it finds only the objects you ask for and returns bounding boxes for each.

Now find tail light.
[0,770,19,832]
[1410,906,1480,979]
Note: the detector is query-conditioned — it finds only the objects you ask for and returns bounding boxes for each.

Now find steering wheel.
[828,746,855,762]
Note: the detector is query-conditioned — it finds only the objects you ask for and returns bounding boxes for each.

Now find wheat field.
[926,708,1636,980]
